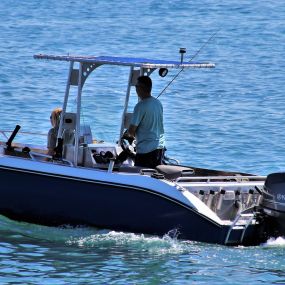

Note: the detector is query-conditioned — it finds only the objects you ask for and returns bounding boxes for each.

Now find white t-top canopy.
[34,54,215,69]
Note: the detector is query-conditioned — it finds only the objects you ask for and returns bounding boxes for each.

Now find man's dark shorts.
[135,148,164,169]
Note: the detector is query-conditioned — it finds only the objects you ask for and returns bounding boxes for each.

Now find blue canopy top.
[34,54,215,69]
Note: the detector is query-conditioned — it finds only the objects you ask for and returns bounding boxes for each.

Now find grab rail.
[0,130,47,137]
[176,176,266,183]
[29,151,73,166]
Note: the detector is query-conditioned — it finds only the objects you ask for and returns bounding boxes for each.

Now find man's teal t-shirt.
[130,96,165,154]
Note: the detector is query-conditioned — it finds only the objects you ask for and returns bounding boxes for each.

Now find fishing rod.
[156,29,220,99]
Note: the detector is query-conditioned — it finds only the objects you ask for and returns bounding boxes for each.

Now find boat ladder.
[224,213,255,245]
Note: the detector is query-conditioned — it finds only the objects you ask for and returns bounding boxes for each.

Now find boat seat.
[80,125,93,144]
[118,165,155,174]
[62,113,93,144]
[156,165,195,180]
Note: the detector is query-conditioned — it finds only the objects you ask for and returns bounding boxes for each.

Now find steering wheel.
[119,136,136,160]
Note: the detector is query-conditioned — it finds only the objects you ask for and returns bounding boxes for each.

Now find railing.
[0,129,47,150]
[29,151,73,166]
[176,176,266,183]
[0,130,47,137]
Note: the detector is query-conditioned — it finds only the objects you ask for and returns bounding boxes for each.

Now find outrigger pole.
[157,29,220,99]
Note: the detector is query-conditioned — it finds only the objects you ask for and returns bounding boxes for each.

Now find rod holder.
[6,125,21,151]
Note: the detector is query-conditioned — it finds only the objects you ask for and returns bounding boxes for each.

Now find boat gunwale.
[0,162,227,228]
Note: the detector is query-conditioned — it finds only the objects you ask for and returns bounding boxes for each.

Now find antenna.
[156,29,219,99]
[179,48,186,63]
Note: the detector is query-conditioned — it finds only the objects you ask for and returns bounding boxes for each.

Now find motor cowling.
[260,172,285,235]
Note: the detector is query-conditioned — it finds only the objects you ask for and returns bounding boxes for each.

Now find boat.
[0,52,285,246]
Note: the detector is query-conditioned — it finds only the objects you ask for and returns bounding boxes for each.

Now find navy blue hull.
[0,166,264,245]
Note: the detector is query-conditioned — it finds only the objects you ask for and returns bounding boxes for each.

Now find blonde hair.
[50,107,62,128]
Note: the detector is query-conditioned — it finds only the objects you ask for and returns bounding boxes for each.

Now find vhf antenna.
[156,29,219,99]
[179,47,186,63]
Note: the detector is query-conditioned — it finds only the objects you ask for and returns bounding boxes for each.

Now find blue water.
[0,0,285,284]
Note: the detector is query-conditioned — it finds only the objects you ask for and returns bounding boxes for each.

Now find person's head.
[135,76,152,99]
[50,107,62,128]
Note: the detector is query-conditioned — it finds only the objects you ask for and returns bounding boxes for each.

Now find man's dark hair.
[137,76,152,93]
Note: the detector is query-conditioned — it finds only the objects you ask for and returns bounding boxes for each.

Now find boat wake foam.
[0,215,198,254]
[66,230,198,255]
[262,236,285,247]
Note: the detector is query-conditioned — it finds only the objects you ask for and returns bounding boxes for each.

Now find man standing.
[125,75,165,168]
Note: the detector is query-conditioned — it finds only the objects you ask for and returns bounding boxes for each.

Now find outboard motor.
[260,172,285,235]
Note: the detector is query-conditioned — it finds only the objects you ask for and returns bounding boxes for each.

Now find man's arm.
[127,124,137,138]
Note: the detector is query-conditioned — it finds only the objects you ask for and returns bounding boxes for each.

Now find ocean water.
[0,0,285,284]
